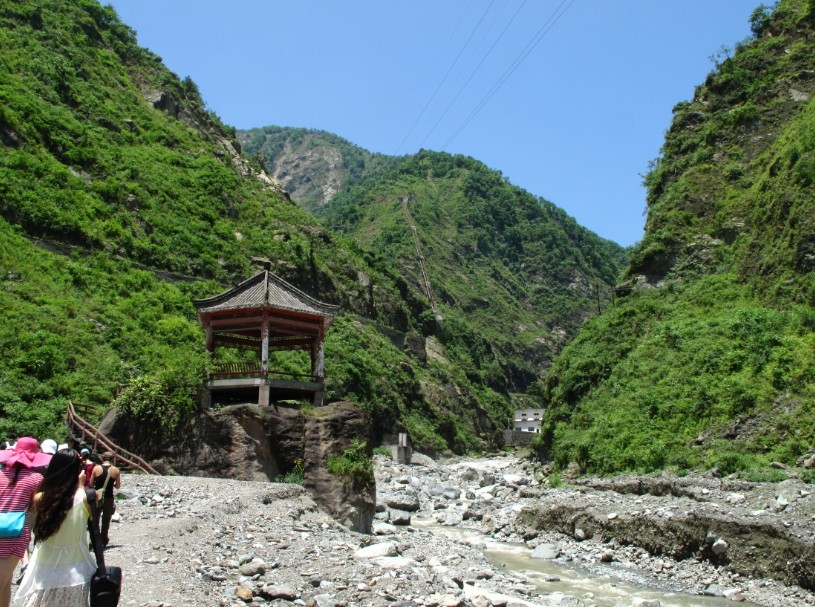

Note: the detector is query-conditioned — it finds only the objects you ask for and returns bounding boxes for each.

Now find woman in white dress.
[15,449,97,607]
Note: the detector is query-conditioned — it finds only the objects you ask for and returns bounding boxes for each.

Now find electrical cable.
[417,0,528,150]
[394,0,496,154]
[388,0,474,154]
[441,0,576,150]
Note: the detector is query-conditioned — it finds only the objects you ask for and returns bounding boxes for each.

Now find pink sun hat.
[0,437,52,468]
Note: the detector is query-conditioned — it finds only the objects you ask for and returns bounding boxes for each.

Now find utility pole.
[595,283,602,315]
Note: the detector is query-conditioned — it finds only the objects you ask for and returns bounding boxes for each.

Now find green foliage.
[0,0,453,446]
[0,0,626,454]
[112,371,200,435]
[536,0,815,476]
[372,446,393,458]
[326,439,374,485]
[749,4,774,37]
[318,149,626,405]
[274,458,304,484]
[535,274,815,474]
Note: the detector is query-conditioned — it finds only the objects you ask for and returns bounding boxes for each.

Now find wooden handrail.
[210,361,261,376]
[208,362,312,381]
[65,401,161,476]
[72,402,100,417]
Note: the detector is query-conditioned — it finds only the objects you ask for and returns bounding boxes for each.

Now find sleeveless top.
[0,464,43,559]
[15,489,97,599]
[93,464,115,500]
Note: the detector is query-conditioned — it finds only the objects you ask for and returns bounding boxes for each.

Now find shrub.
[326,439,374,485]
[274,458,304,484]
[112,375,197,434]
[372,446,393,458]
[749,4,773,37]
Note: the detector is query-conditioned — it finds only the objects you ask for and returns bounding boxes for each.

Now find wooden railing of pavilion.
[209,361,261,378]
[65,401,161,475]
[208,361,313,381]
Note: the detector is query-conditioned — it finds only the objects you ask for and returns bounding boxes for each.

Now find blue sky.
[107,1,756,247]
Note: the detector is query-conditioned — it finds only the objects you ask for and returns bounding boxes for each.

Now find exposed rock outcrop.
[302,401,375,534]
[99,400,375,532]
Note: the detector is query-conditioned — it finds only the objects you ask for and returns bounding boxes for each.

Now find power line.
[417,0,529,150]
[394,0,496,155]
[388,0,474,154]
[441,0,577,150]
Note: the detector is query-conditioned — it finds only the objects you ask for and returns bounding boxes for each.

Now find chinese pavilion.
[193,267,339,407]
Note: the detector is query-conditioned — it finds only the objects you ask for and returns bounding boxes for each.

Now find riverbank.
[22,453,815,606]
[376,453,815,607]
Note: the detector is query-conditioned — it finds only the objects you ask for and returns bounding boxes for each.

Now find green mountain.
[237,126,402,214]
[319,150,627,392]
[240,129,627,399]
[536,0,815,476]
[0,0,624,453]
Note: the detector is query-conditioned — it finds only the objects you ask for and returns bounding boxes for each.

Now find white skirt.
[18,582,90,607]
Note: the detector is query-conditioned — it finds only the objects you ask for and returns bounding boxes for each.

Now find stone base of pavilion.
[201,377,326,408]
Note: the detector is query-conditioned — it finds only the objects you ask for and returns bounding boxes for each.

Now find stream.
[416,517,755,607]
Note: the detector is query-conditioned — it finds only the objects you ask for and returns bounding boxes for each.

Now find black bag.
[85,489,122,607]
[90,565,122,607]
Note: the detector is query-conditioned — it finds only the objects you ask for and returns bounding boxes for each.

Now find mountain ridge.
[0,0,624,454]
[240,129,627,398]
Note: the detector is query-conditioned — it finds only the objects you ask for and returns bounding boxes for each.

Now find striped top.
[0,464,43,558]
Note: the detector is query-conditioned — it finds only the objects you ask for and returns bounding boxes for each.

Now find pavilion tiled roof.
[193,270,339,319]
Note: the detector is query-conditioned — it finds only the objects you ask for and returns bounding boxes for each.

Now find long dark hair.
[33,448,81,543]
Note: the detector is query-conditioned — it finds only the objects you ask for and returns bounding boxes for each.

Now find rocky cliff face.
[237,126,401,214]
[267,136,345,208]
[99,400,375,532]
[302,401,376,533]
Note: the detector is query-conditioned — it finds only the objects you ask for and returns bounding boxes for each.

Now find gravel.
[21,454,814,607]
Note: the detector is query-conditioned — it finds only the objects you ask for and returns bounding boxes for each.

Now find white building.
[514,408,544,433]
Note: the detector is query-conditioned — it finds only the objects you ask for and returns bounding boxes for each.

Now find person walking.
[78,451,96,489]
[89,453,119,547]
[0,438,46,607]
[14,449,97,607]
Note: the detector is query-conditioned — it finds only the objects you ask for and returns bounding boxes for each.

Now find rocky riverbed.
[376,454,815,607]
[22,453,815,607]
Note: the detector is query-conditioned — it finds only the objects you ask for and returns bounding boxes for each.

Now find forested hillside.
[0,0,410,440]
[318,150,626,396]
[238,126,401,213]
[242,126,626,404]
[536,0,815,477]
[0,0,624,452]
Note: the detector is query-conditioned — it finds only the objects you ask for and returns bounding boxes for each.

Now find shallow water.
[416,519,756,607]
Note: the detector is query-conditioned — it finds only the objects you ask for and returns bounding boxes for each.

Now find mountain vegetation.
[0,0,624,452]
[241,127,627,411]
[535,0,815,477]
[319,149,626,392]
[238,126,402,213]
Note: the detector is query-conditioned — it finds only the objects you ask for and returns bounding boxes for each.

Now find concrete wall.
[503,429,537,446]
